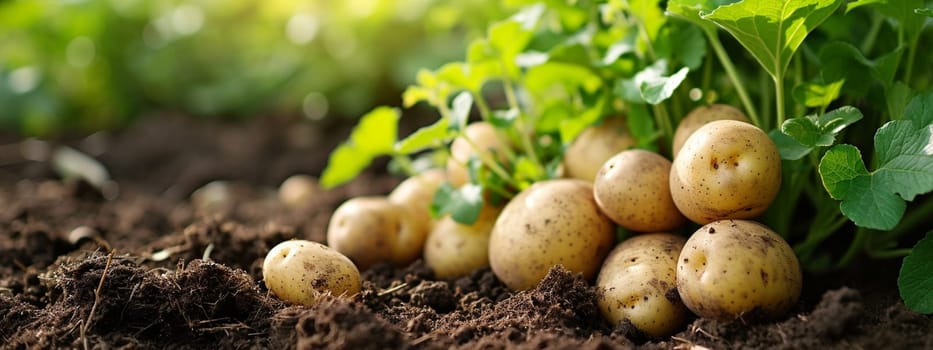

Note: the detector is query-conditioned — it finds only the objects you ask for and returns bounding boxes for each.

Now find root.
[80,250,115,350]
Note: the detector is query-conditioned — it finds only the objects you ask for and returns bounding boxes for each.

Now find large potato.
[389,168,446,236]
[447,122,511,187]
[326,197,426,270]
[563,117,635,182]
[594,150,686,232]
[672,104,750,159]
[262,240,361,305]
[597,233,689,338]
[489,179,615,290]
[424,203,501,279]
[670,120,781,224]
[677,220,802,321]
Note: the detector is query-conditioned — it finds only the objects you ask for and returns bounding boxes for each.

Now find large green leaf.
[899,231,933,314]
[703,0,844,79]
[818,93,933,230]
[321,107,400,188]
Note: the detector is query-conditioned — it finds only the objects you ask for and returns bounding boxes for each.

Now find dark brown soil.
[1,115,930,349]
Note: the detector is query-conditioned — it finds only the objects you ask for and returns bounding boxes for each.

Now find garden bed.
[1,116,930,349]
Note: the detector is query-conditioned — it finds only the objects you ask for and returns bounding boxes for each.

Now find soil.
[1,114,931,349]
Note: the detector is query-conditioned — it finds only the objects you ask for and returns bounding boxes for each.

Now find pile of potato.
[260,104,802,338]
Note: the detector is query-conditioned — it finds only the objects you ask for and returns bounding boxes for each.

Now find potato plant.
[319,0,933,322]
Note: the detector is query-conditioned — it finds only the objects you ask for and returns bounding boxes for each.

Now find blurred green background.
[0,0,507,135]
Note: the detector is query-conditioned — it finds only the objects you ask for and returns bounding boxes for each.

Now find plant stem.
[501,76,540,166]
[652,104,673,155]
[706,30,761,127]
[838,227,870,268]
[903,35,919,86]
[391,154,417,177]
[859,13,884,55]
[774,73,786,130]
[888,196,933,239]
[472,90,518,160]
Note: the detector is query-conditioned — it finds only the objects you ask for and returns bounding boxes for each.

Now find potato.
[594,150,686,232]
[597,233,689,338]
[424,203,501,279]
[676,220,802,321]
[388,169,446,231]
[278,174,320,208]
[489,179,615,290]
[564,117,635,182]
[262,240,361,305]
[669,120,781,224]
[447,122,511,187]
[326,197,426,270]
[672,104,750,159]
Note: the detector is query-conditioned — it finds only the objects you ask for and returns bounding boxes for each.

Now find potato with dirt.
[447,122,512,187]
[672,104,750,159]
[262,240,361,305]
[563,117,635,182]
[424,202,502,279]
[326,197,427,270]
[594,150,686,232]
[597,233,689,337]
[488,179,615,290]
[669,119,781,224]
[676,220,802,321]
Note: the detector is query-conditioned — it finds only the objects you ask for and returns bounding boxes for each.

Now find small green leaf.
[449,92,473,131]
[321,107,400,188]
[899,231,933,314]
[403,85,433,108]
[628,104,661,151]
[636,61,690,105]
[792,79,845,108]
[819,94,933,230]
[819,42,903,96]
[782,106,863,149]
[431,183,484,225]
[917,7,933,17]
[769,129,811,160]
[395,119,453,155]
[666,0,740,33]
[703,0,843,80]
[490,109,519,128]
[514,156,546,188]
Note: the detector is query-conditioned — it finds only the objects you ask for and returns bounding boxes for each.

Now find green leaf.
[395,119,453,155]
[490,109,519,128]
[917,7,933,17]
[635,60,690,105]
[782,106,863,149]
[703,0,843,80]
[666,0,740,33]
[887,82,912,121]
[819,42,903,96]
[431,182,484,225]
[819,95,933,230]
[848,0,925,39]
[769,129,811,160]
[792,79,845,108]
[449,92,473,131]
[321,107,401,188]
[899,231,933,314]
[514,156,546,188]
[626,0,668,45]
[628,103,661,150]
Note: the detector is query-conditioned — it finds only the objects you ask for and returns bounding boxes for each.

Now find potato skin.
[594,150,686,232]
[424,203,501,279]
[564,117,635,182]
[447,122,511,187]
[388,169,445,255]
[676,220,802,321]
[326,197,425,270]
[262,240,361,305]
[597,233,689,338]
[672,104,749,159]
[489,179,615,290]
[278,174,320,208]
[670,120,781,224]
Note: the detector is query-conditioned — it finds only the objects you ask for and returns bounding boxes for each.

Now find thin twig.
[378,283,408,296]
[81,250,115,350]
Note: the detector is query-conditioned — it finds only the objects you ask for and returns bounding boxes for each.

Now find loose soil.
[1,115,930,349]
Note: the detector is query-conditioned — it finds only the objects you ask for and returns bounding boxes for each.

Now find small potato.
[564,117,635,182]
[424,203,501,279]
[326,197,426,270]
[594,150,686,232]
[672,104,750,159]
[388,169,446,231]
[447,122,511,187]
[597,233,689,338]
[676,220,802,321]
[489,179,615,290]
[278,174,320,208]
[670,120,781,224]
[262,240,361,305]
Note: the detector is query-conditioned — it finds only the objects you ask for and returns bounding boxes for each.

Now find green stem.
[793,54,804,118]
[838,227,870,268]
[473,91,518,161]
[888,196,933,239]
[652,104,673,155]
[391,154,417,177]
[501,77,540,166]
[441,99,519,188]
[903,35,919,86]
[859,13,884,55]
[774,73,786,130]
[868,248,912,259]
[706,31,761,128]
[702,46,713,95]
